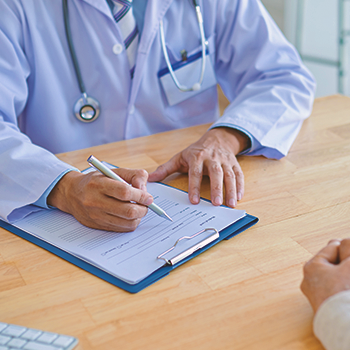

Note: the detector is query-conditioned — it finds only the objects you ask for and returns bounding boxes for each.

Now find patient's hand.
[301,238,350,312]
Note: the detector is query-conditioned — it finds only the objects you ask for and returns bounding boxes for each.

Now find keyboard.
[0,322,78,350]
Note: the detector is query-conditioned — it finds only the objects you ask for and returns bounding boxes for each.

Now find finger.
[68,191,148,232]
[206,161,224,206]
[111,181,154,206]
[106,201,149,221]
[339,238,350,262]
[100,178,153,206]
[313,240,341,264]
[115,168,149,191]
[222,164,236,208]
[83,209,145,232]
[148,153,183,182]
[78,185,149,221]
[233,163,244,201]
[188,160,204,204]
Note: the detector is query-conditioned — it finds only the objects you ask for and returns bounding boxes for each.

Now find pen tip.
[164,213,173,222]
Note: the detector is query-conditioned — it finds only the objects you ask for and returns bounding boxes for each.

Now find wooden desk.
[1,95,350,350]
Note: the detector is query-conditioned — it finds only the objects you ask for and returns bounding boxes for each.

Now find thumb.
[148,154,183,182]
[315,240,341,264]
[339,238,350,262]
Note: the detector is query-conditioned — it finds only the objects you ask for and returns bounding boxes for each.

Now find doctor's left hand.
[148,127,249,208]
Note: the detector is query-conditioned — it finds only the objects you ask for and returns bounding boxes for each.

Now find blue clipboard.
[0,211,258,294]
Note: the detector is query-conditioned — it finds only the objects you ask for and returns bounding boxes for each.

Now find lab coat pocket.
[158,34,217,107]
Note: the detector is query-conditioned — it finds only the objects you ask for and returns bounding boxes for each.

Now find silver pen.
[87,155,173,222]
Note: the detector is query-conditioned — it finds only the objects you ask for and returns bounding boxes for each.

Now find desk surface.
[1,95,350,350]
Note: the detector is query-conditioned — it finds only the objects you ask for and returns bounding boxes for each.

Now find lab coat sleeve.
[0,2,77,223]
[313,290,350,350]
[210,0,316,159]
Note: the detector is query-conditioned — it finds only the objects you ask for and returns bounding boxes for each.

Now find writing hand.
[300,238,350,312]
[148,127,249,208]
[47,168,153,232]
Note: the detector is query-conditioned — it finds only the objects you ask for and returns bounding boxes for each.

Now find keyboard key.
[23,341,63,350]
[21,329,42,340]
[53,336,74,348]
[2,325,26,337]
[0,335,10,345]
[0,323,77,350]
[7,337,27,348]
[37,332,58,344]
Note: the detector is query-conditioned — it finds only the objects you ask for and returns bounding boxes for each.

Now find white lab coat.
[0,0,315,222]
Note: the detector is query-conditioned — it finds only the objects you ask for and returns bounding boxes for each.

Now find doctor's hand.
[300,238,350,313]
[148,127,249,208]
[47,168,153,232]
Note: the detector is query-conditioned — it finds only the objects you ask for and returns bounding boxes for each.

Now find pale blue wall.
[262,0,350,98]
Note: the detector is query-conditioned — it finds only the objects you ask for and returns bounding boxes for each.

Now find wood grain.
[1,94,349,349]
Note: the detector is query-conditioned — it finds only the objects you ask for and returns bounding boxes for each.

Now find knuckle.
[224,170,235,179]
[136,169,148,179]
[210,163,222,174]
[303,260,313,274]
[138,191,150,204]
[191,167,202,178]
[119,186,132,200]
[156,164,166,172]
[195,149,206,160]
[213,183,222,191]
[234,167,244,178]
[125,205,139,220]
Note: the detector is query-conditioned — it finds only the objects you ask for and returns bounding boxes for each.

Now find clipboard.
[0,211,258,293]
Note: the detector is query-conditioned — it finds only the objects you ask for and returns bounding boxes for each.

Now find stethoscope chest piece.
[74,93,100,122]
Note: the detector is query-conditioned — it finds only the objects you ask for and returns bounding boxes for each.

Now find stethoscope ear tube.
[63,0,100,122]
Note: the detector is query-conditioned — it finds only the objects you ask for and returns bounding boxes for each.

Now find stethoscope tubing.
[63,0,100,122]
[63,0,207,122]
[159,3,207,92]
[63,0,86,95]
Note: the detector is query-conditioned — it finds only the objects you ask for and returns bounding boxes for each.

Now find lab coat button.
[113,44,123,55]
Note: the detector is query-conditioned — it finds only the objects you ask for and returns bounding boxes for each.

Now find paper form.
[13,183,245,284]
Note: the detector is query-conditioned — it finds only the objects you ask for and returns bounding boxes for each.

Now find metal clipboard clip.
[157,228,220,266]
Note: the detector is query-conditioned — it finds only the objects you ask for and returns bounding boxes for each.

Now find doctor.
[0,0,315,232]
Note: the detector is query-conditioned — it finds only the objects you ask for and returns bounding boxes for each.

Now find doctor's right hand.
[47,168,153,232]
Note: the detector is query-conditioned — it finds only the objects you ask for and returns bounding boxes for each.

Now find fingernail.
[229,198,236,207]
[145,197,153,206]
[214,196,222,205]
[237,192,242,201]
[192,195,199,204]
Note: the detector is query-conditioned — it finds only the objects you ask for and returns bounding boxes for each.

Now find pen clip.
[157,228,219,266]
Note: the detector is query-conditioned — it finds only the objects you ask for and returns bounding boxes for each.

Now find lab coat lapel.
[129,0,174,104]
[138,0,174,54]
[78,0,113,19]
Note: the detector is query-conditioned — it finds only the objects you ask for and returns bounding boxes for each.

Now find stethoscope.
[63,0,207,123]
[63,0,100,122]
[159,0,207,92]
